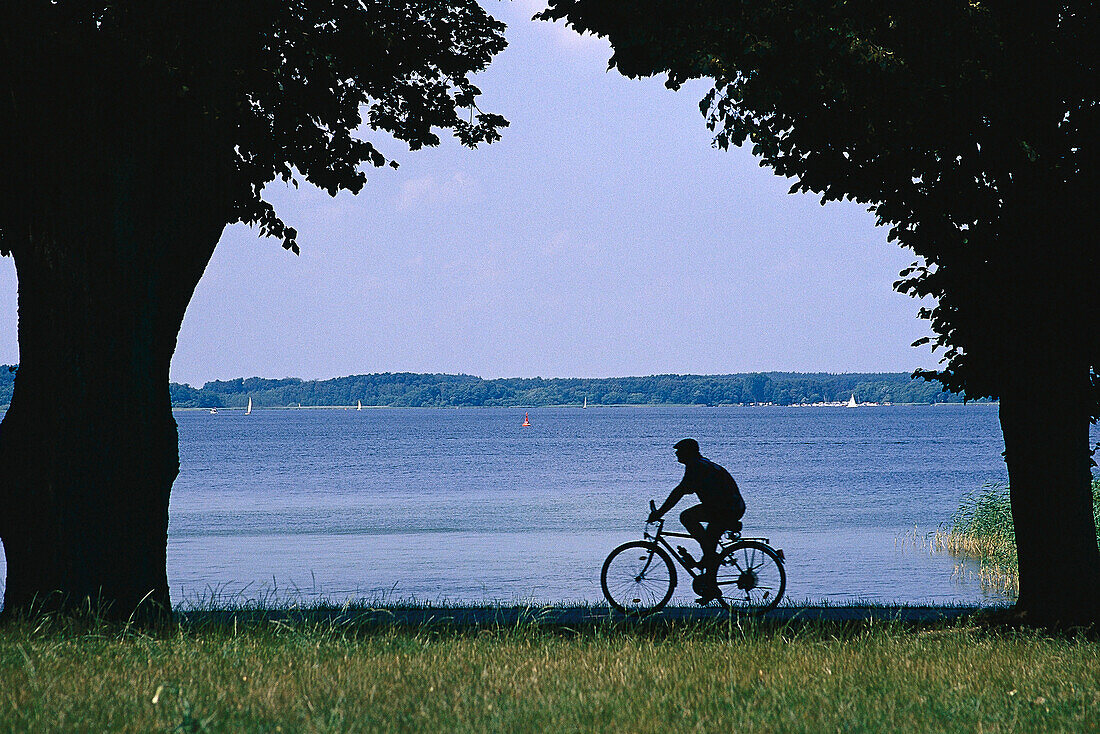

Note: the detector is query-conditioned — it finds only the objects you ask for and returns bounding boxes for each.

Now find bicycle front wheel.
[601,541,677,615]
[714,540,785,614]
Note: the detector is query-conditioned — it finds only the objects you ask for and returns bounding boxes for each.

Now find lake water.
[5,405,1097,607]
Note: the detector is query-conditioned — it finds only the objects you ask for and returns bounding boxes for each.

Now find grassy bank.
[2,614,1099,732]
[934,480,1100,594]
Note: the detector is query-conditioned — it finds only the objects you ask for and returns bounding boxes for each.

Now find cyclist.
[647,438,746,604]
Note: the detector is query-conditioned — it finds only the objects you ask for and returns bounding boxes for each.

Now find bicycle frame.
[643,516,782,580]
[601,506,787,614]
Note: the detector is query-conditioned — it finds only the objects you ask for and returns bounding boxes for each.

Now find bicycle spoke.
[602,541,675,614]
[714,541,785,614]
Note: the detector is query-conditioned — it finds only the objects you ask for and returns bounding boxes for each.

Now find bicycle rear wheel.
[601,541,677,615]
[714,540,785,614]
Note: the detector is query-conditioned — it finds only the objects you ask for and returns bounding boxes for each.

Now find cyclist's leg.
[681,506,724,603]
[699,521,726,577]
[681,504,724,582]
[700,511,740,577]
[679,504,709,563]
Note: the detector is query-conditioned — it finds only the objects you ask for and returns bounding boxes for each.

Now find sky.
[0,2,936,387]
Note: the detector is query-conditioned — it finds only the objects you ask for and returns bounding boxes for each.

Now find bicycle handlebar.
[644,501,664,540]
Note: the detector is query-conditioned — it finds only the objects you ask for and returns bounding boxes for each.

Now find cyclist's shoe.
[692,575,720,604]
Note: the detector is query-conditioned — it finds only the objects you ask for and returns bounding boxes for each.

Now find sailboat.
[522,411,531,428]
[357,400,362,411]
[847,394,858,408]
[583,396,587,409]
[245,397,252,415]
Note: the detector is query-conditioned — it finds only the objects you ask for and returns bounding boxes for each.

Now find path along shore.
[178,604,987,629]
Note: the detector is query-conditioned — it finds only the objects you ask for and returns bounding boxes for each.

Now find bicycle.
[601,500,786,615]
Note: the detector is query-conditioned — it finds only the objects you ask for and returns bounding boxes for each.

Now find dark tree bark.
[0,2,508,623]
[1000,360,1100,627]
[992,159,1100,627]
[0,140,229,621]
[0,9,239,622]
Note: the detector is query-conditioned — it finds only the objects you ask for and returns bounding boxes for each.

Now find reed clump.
[933,480,1100,594]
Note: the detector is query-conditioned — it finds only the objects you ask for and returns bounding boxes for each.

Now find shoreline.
[170,402,1000,411]
[171,602,986,628]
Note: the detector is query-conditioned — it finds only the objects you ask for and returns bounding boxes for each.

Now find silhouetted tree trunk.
[993,158,1100,627]
[0,145,228,621]
[0,1,508,623]
[1000,360,1100,626]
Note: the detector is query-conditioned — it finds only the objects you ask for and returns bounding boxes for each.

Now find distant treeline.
[159,371,978,409]
[0,366,981,409]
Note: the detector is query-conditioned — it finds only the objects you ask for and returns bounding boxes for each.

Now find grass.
[932,480,1100,594]
[2,611,1100,732]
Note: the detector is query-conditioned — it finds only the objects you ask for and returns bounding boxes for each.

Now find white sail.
[246,397,252,415]
[847,394,857,408]
[583,396,587,409]
[357,400,362,411]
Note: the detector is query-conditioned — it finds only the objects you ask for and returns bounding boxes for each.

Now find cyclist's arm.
[650,483,688,521]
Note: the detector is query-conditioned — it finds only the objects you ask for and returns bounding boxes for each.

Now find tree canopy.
[537,0,1098,408]
[0,1,508,255]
